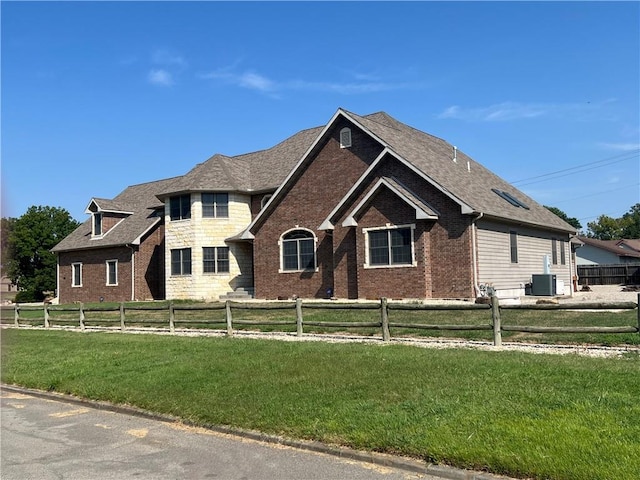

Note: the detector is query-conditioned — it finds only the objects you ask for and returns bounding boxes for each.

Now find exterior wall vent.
[340,127,352,148]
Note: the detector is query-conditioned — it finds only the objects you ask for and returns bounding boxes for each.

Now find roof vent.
[340,127,352,148]
[453,146,457,163]
[492,188,530,210]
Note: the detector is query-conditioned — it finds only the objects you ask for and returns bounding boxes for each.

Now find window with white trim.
[364,225,415,267]
[106,259,118,286]
[203,247,230,274]
[72,263,83,287]
[281,229,316,272]
[171,248,192,275]
[170,194,191,221]
[510,231,518,264]
[339,127,352,148]
[93,213,103,237]
[202,193,229,218]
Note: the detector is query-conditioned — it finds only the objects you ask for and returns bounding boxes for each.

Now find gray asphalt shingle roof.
[54,108,575,253]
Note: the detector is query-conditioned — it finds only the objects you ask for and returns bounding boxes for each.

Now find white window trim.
[260,194,273,210]
[106,259,118,286]
[72,262,83,287]
[92,212,103,238]
[203,246,231,275]
[363,224,417,269]
[278,227,319,273]
[339,127,352,148]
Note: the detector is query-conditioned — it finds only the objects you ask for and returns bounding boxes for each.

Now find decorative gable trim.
[341,177,439,228]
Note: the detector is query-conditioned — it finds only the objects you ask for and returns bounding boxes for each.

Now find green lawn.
[2,329,639,480]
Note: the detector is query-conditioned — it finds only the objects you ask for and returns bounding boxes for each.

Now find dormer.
[85,198,133,239]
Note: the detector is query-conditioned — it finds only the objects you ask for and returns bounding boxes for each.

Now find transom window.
[106,260,118,285]
[170,194,191,221]
[202,193,229,218]
[366,226,414,267]
[281,229,316,272]
[203,247,230,274]
[171,248,192,275]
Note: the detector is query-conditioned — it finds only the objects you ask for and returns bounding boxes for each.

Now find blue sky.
[2,1,639,232]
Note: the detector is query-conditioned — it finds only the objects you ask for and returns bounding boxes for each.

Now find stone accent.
[164,192,253,301]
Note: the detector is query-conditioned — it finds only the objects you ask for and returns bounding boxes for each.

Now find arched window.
[281,229,316,272]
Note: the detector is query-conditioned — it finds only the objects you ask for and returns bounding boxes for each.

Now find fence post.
[381,297,390,341]
[225,300,233,336]
[14,304,19,327]
[79,303,85,331]
[637,293,640,335]
[44,303,50,328]
[296,298,303,337]
[491,295,502,347]
[169,302,175,334]
[120,302,126,331]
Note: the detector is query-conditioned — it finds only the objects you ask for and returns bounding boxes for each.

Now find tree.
[620,203,640,239]
[544,206,582,230]
[6,206,80,301]
[586,203,640,240]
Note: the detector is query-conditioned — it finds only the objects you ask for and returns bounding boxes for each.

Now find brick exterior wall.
[253,119,383,299]
[57,247,134,303]
[57,223,165,303]
[254,135,476,300]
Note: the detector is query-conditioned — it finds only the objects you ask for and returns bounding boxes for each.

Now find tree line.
[1,204,639,302]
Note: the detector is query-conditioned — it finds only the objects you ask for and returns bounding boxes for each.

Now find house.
[52,108,576,303]
[575,236,640,265]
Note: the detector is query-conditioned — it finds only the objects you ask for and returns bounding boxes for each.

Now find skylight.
[492,188,530,209]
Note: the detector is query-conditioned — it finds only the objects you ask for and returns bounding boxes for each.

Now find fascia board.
[341,178,439,227]
[131,217,162,246]
[318,148,391,230]
[247,108,352,235]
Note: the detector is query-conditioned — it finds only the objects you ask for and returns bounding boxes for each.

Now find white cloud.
[437,100,613,122]
[152,49,187,69]
[148,69,173,86]
[199,63,422,96]
[597,142,640,151]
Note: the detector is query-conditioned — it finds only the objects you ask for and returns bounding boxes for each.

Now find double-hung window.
[106,260,118,286]
[171,248,192,275]
[203,247,230,274]
[170,194,191,221]
[366,226,414,267]
[202,193,229,218]
[281,230,316,272]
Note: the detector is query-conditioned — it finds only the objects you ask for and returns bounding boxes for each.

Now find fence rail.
[2,295,639,346]
[577,263,640,286]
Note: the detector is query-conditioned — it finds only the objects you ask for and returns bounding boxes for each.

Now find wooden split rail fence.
[3,295,639,347]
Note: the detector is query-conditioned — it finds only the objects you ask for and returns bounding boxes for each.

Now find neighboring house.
[53,108,576,303]
[575,236,640,265]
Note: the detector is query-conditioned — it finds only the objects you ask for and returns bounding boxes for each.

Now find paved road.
[1,390,433,480]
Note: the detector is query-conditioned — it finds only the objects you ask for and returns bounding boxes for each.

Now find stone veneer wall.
[164,192,253,301]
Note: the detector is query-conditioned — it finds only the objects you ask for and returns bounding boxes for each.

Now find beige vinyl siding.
[476,219,571,293]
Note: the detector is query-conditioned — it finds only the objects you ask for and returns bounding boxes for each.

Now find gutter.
[127,245,135,301]
[471,212,483,297]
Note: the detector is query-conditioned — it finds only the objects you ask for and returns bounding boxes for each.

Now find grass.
[2,300,638,346]
[2,329,639,480]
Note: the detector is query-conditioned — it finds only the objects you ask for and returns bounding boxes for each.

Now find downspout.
[471,212,484,297]
[127,245,135,301]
